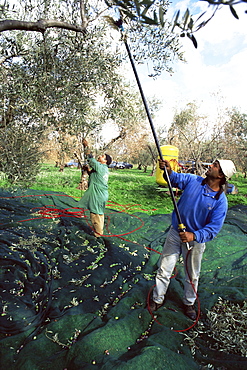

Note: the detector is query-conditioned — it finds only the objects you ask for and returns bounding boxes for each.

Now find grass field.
[1,163,246,215]
[30,164,175,215]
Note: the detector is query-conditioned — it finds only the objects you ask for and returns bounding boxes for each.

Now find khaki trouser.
[153,226,205,306]
[90,213,104,237]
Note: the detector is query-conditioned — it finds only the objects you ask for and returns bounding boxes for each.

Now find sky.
[112,0,247,137]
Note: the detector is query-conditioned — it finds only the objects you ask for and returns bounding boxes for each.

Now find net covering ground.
[0,189,246,369]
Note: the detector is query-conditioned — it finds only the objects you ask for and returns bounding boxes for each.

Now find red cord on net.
[11,198,197,331]
[2,194,200,331]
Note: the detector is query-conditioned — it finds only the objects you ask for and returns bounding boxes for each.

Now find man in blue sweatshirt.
[149,159,236,320]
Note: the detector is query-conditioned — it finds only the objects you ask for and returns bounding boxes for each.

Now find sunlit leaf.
[159,6,164,27]
[115,0,129,10]
[230,5,239,19]
[191,34,198,49]
[153,10,158,24]
[140,0,156,5]
[196,11,206,22]
[141,3,153,17]
[121,9,137,20]
[183,8,190,28]
[141,14,158,25]
[186,32,195,47]
[134,0,141,16]
[188,17,193,31]
[171,10,180,32]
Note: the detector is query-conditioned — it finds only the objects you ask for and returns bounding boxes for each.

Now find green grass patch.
[1,164,246,215]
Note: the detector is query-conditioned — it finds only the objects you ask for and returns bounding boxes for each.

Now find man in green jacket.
[79,140,112,237]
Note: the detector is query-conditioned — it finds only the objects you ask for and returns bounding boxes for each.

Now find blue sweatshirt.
[168,171,228,243]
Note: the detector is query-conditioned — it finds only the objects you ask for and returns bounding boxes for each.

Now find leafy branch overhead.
[1,0,246,49]
[106,0,246,48]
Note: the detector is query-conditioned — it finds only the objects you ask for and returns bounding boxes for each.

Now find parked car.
[109,161,117,168]
[116,162,125,169]
[122,162,133,169]
[66,160,79,167]
[116,162,133,169]
[108,161,133,169]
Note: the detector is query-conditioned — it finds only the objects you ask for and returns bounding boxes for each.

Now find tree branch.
[0,19,86,33]
[101,129,127,151]
[80,0,88,29]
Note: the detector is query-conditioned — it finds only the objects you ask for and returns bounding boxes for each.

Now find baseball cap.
[105,154,112,166]
[217,159,236,179]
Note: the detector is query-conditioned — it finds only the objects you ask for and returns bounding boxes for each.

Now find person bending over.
[78,139,112,237]
[149,159,236,320]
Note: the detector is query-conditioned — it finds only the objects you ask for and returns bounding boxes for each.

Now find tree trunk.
[137,164,142,170]
[76,170,88,190]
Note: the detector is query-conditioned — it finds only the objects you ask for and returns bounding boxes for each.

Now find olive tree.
[223,108,247,176]
[0,0,185,185]
[167,102,224,174]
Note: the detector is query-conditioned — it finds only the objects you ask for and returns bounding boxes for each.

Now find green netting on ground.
[0,189,246,369]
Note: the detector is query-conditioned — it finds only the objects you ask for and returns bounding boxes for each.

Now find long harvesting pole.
[123,38,191,248]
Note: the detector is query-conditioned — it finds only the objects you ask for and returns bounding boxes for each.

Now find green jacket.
[78,157,109,214]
